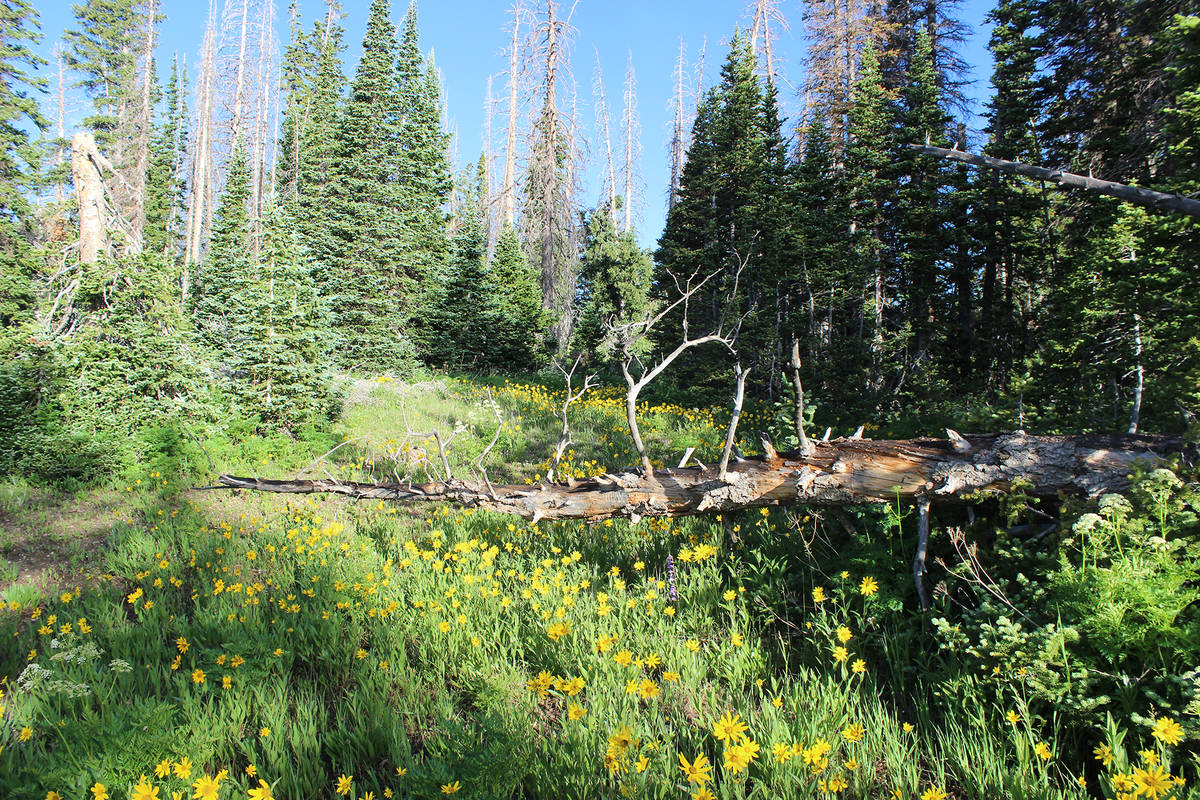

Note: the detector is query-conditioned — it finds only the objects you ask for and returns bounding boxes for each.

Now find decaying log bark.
[904,143,1200,218]
[212,432,1182,522]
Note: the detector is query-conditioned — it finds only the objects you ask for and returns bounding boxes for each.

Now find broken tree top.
[212,431,1182,522]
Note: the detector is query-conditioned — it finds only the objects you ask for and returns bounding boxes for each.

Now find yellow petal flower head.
[132,777,160,800]
[1034,742,1052,761]
[920,788,947,800]
[1093,744,1114,766]
[155,760,172,779]
[1152,717,1184,746]
[836,626,853,643]
[859,576,879,596]
[567,702,587,720]
[842,723,864,743]
[335,775,353,796]
[678,753,713,786]
[712,711,748,743]
[91,784,109,800]
[1006,710,1021,725]
[192,774,220,800]
[247,781,274,800]
[812,587,827,603]
[440,781,461,795]
[174,757,193,779]
[1132,764,1173,799]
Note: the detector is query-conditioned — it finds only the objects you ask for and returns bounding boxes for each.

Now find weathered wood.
[210,432,1181,521]
[904,143,1200,218]
[72,132,113,264]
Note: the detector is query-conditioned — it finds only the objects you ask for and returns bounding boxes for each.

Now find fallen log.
[209,431,1182,522]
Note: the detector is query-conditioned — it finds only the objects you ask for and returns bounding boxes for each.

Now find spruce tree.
[490,225,546,370]
[224,202,337,431]
[295,4,347,270]
[144,55,188,257]
[976,0,1046,392]
[395,5,452,359]
[191,144,251,353]
[893,28,951,369]
[325,0,416,372]
[64,0,141,147]
[0,0,46,345]
[844,42,898,394]
[575,207,653,360]
[655,32,787,390]
[426,157,495,367]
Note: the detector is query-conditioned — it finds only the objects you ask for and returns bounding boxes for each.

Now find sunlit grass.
[0,376,1183,800]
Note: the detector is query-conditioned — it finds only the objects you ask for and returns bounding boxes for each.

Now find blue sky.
[34,0,998,247]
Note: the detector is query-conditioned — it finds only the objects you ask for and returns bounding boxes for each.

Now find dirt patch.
[0,486,126,595]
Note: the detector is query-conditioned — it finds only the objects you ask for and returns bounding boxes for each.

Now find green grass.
[0,376,1185,799]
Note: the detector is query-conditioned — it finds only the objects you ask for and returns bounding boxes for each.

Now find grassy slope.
[0,377,1132,799]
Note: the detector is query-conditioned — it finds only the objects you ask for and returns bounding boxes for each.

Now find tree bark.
[72,132,113,264]
[211,432,1182,522]
[904,143,1200,218]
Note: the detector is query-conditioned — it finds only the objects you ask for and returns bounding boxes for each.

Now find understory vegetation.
[1,378,1196,800]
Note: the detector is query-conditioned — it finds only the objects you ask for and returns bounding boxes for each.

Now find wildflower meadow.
[1,377,1196,800]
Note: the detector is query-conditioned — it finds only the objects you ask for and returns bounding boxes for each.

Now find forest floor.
[0,376,1178,799]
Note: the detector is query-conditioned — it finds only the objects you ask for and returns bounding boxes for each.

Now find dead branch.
[904,143,1200,218]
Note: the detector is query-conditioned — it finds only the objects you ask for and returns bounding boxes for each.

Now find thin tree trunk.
[593,50,616,218]
[621,50,638,233]
[502,4,521,228]
[1128,314,1143,434]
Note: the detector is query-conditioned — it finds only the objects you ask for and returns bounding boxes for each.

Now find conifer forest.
[3,0,1200,798]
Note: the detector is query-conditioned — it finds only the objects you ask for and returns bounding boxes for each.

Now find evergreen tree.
[425,156,496,367]
[844,42,898,394]
[893,28,952,369]
[0,0,46,344]
[143,55,188,257]
[396,5,452,359]
[64,0,140,147]
[224,202,338,431]
[490,225,546,370]
[325,0,416,372]
[276,0,318,200]
[976,0,1046,392]
[191,144,251,353]
[575,207,653,360]
[655,32,787,390]
[294,3,347,269]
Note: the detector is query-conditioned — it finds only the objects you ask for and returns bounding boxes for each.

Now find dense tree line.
[0,0,1197,486]
[656,0,1200,435]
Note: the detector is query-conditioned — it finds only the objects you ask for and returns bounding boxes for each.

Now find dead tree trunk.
[72,132,113,264]
[905,143,1200,218]
[212,432,1181,522]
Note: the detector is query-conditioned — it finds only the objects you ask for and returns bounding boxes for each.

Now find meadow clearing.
[0,376,1192,800]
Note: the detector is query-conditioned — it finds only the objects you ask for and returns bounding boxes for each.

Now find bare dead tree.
[610,258,745,478]
[547,355,598,482]
[620,50,642,233]
[802,0,889,148]
[592,48,617,220]
[500,2,526,229]
[185,0,219,266]
[667,38,690,211]
[72,132,115,264]
[524,0,582,351]
[906,142,1200,218]
[747,0,790,85]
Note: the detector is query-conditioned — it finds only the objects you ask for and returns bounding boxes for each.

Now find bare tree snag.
[72,132,114,264]
[904,143,1200,218]
[211,432,1181,521]
[913,496,931,611]
[789,339,813,456]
